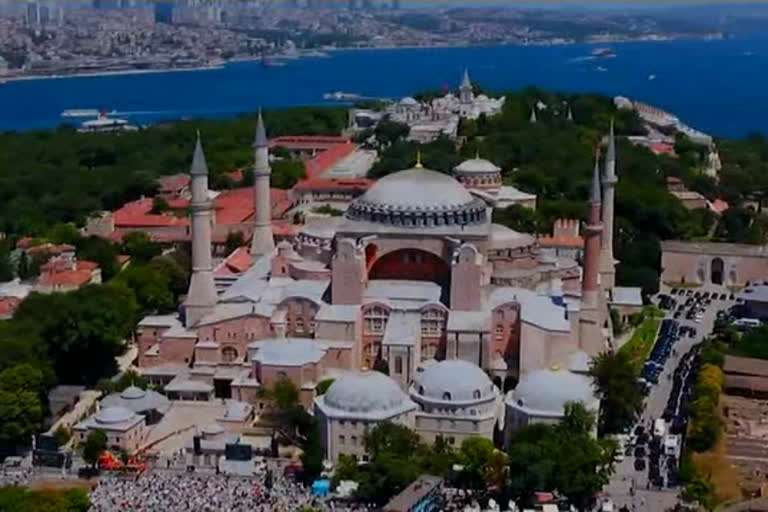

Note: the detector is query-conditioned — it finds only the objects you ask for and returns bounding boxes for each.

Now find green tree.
[225,231,245,255]
[0,248,13,282]
[315,379,334,396]
[492,204,540,234]
[45,223,81,246]
[82,429,107,468]
[507,403,615,511]
[589,351,644,435]
[457,437,499,490]
[0,364,45,458]
[53,425,72,447]
[0,487,90,512]
[374,119,410,146]
[114,264,174,314]
[150,196,170,214]
[121,232,161,264]
[16,251,30,281]
[271,159,306,190]
[76,236,120,281]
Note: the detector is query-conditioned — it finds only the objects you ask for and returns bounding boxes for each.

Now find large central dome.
[346,168,487,227]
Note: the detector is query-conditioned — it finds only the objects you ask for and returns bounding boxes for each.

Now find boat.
[596,66,608,72]
[591,47,616,58]
[62,109,113,118]
[323,91,361,101]
[77,111,138,133]
[648,74,656,81]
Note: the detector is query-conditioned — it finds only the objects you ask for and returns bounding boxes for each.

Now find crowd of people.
[89,471,373,512]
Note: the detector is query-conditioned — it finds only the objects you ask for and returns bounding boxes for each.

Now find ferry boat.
[323,91,361,101]
[591,47,616,58]
[77,112,138,133]
[62,109,105,118]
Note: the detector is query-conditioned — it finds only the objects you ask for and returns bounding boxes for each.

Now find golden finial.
[415,150,423,169]
[551,363,561,372]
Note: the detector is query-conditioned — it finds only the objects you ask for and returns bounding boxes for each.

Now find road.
[604,284,734,511]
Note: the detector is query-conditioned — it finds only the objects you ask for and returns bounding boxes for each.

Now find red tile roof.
[666,176,683,185]
[651,142,677,157]
[214,246,252,276]
[156,174,190,193]
[0,297,21,317]
[271,135,351,151]
[711,198,730,214]
[303,142,357,180]
[213,187,293,224]
[114,198,190,228]
[76,260,99,271]
[293,177,373,193]
[39,269,94,287]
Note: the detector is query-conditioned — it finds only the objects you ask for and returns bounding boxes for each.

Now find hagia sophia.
[101,110,642,461]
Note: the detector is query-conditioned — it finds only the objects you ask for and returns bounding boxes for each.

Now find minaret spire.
[530,106,537,123]
[600,119,618,290]
[250,110,275,257]
[184,132,217,327]
[459,68,473,103]
[580,147,606,355]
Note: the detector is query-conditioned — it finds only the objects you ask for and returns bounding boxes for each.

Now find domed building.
[100,385,171,425]
[454,157,536,210]
[504,365,599,443]
[314,371,417,462]
[409,360,501,446]
[136,113,625,461]
[74,405,146,452]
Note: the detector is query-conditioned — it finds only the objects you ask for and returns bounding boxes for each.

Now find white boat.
[77,112,138,133]
[648,74,657,81]
[323,91,361,101]
[62,109,115,118]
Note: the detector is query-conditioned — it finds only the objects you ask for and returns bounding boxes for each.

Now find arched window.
[420,308,446,337]
[442,392,452,401]
[473,389,481,400]
[364,306,389,335]
[221,346,238,363]
[395,356,403,375]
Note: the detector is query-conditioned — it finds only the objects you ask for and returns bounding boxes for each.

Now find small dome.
[201,423,225,436]
[96,406,134,424]
[477,94,490,101]
[324,371,407,414]
[454,158,501,175]
[400,96,418,106]
[509,368,597,415]
[346,169,486,227]
[120,386,147,400]
[491,224,536,249]
[567,351,592,374]
[412,360,495,402]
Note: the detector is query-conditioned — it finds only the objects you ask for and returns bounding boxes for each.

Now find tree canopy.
[589,351,645,435]
[0,486,90,512]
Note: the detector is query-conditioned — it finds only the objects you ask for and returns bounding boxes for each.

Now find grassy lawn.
[619,309,663,373]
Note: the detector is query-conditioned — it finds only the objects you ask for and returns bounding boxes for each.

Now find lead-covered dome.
[455,158,501,175]
[96,406,134,424]
[508,367,598,415]
[346,168,487,227]
[324,371,408,414]
[412,360,496,402]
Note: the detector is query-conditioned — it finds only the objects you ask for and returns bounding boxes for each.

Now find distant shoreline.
[1,32,723,84]
[2,64,224,84]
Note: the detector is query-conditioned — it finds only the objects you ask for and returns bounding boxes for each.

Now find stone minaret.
[529,107,537,123]
[459,69,473,104]
[599,120,618,290]
[184,133,217,327]
[250,111,275,257]
[580,150,606,355]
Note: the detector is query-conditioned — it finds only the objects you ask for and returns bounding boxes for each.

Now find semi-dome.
[121,386,147,400]
[412,360,496,402]
[96,406,134,424]
[455,158,501,175]
[400,96,418,106]
[346,168,487,227]
[509,367,597,415]
[324,371,407,414]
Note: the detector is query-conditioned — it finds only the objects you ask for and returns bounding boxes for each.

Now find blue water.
[2,35,768,138]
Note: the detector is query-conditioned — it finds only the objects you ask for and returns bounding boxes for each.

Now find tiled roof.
[293,177,373,192]
[271,135,350,151]
[214,247,252,277]
[304,142,358,180]
[156,173,190,193]
[114,198,189,228]
[0,297,21,317]
[39,269,94,287]
[711,198,730,214]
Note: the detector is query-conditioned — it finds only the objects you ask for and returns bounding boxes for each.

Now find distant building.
[660,241,768,287]
[383,475,443,512]
[538,219,584,261]
[73,406,146,452]
[667,177,708,210]
[736,285,768,321]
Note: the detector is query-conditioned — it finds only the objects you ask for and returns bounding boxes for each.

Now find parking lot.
[604,285,734,511]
